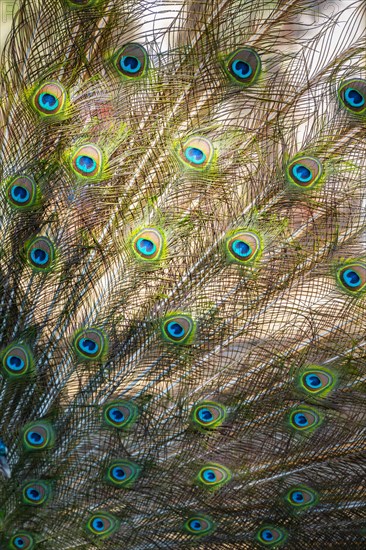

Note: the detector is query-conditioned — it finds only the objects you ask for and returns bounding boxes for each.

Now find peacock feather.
[0,0,365,548]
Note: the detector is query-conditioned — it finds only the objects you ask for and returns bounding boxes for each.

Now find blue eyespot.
[167,322,185,338]
[231,59,252,79]
[293,164,312,182]
[26,488,41,501]
[14,538,25,548]
[76,155,97,174]
[291,491,304,503]
[198,408,214,422]
[305,374,322,389]
[38,92,59,111]
[202,469,216,482]
[232,239,251,258]
[79,338,99,353]
[136,238,156,256]
[184,146,206,165]
[112,467,126,480]
[7,355,24,371]
[92,518,105,531]
[30,248,48,265]
[11,185,30,203]
[344,88,365,107]
[109,407,124,422]
[27,431,44,445]
[262,529,274,541]
[190,520,202,531]
[120,55,141,74]
[342,269,361,288]
[294,413,308,426]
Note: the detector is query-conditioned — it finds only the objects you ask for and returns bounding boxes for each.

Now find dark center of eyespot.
[342,269,361,287]
[113,467,126,479]
[185,146,205,164]
[31,248,48,265]
[29,431,42,443]
[92,518,105,530]
[306,374,321,388]
[167,322,184,337]
[293,164,311,182]
[39,92,58,110]
[11,185,29,202]
[346,88,364,107]
[77,155,96,173]
[8,355,23,369]
[137,238,155,255]
[262,529,274,541]
[199,408,213,422]
[203,469,216,482]
[295,413,308,426]
[29,488,40,499]
[121,55,140,73]
[232,59,252,78]
[190,520,201,530]
[292,491,304,502]
[15,539,25,548]
[109,408,124,422]
[79,338,98,353]
[232,240,251,257]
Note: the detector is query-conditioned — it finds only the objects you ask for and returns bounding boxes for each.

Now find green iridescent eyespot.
[73,327,108,361]
[106,460,140,487]
[225,230,262,265]
[191,401,227,430]
[22,421,55,451]
[224,47,261,86]
[9,532,35,550]
[297,365,337,398]
[4,175,39,210]
[1,343,34,379]
[29,81,68,119]
[336,261,366,296]
[285,155,323,190]
[338,78,366,115]
[256,525,287,546]
[25,236,56,272]
[284,485,319,511]
[102,400,138,430]
[161,313,196,345]
[177,136,214,170]
[196,463,232,491]
[288,406,322,433]
[21,481,50,506]
[131,227,166,263]
[69,143,105,180]
[114,43,149,79]
[86,511,120,539]
[184,515,215,537]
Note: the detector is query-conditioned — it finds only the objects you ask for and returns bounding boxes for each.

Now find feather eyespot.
[86,512,120,539]
[161,314,196,345]
[73,328,108,361]
[22,421,55,451]
[22,481,50,506]
[31,82,67,118]
[191,402,226,430]
[131,228,166,263]
[184,515,215,536]
[5,176,38,210]
[25,237,55,272]
[286,155,323,190]
[9,533,35,550]
[225,230,262,264]
[285,486,318,510]
[1,343,34,378]
[106,460,140,487]
[336,263,366,295]
[289,406,322,432]
[70,144,104,179]
[225,47,261,86]
[256,526,287,546]
[103,400,138,429]
[115,43,149,79]
[177,137,214,170]
[297,366,336,398]
[196,463,232,490]
[339,79,366,114]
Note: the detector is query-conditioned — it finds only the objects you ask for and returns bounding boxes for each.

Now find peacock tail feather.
[0,0,365,548]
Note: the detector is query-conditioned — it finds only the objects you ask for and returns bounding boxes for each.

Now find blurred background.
[0,1,17,52]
